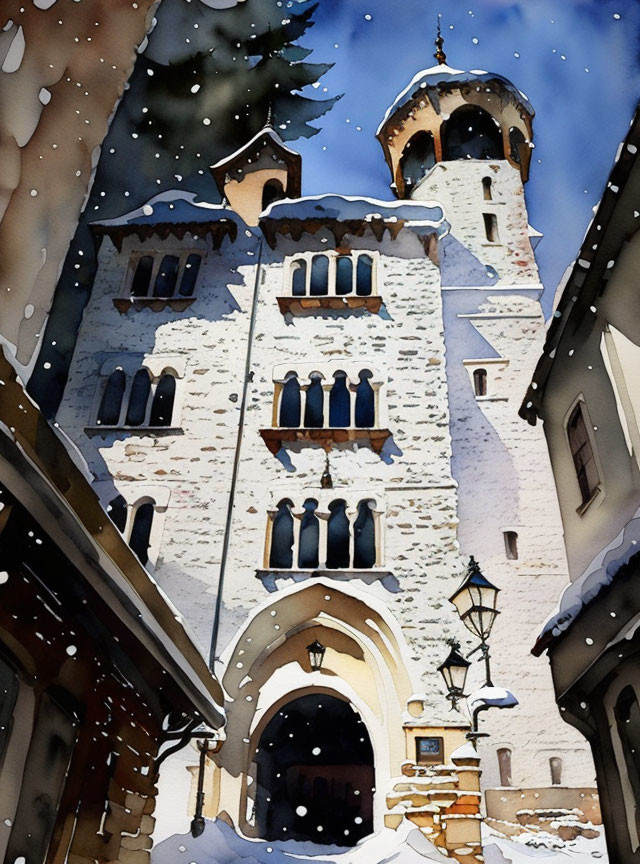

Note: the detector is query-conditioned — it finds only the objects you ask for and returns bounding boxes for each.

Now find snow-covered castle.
[55,48,600,860]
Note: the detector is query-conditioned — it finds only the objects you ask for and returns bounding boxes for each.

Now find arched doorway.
[255,694,374,846]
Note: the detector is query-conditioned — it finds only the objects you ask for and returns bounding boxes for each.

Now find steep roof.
[210,124,302,198]
[520,102,640,426]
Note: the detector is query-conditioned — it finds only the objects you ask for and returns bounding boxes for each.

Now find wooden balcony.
[259,427,392,455]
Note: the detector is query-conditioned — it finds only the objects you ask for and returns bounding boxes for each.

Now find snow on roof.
[377,63,533,136]
[450,741,479,762]
[210,123,299,171]
[536,506,640,647]
[261,193,446,232]
[90,190,243,229]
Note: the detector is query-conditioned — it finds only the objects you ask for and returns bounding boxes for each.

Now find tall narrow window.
[497,748,512,787]
[291,260,306,296]
[304,374,324,428]
[131,256,153,297]
[280,373,301,427]
[270,501,294,569]
[355,370,375,428]
[125,368,151,426]
[473,368,487,397]
[327,500,350,569]
[298,499,320,569]
[107,494,128,533]
[482,177,493,200]
[179,254,201,297]
[509,127,526,165]
[356,255,373,297]
[153,254,180,298]
[149,374,176,427]
[483,213,499,243]
[329,371,350,427]
[310,255,329,296]
[567,404,599,505]
[353,501,376,569]
[335,256,353,296]
[503,531,518,560]
[549,757,563,786]
[615,686,640,812]
[129,501,154,565]
[97,368,126,426]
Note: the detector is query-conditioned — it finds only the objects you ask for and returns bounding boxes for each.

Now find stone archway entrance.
[255,694,375,846]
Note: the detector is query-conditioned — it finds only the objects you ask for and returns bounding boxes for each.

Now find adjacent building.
[523,103,640,861]
[54,51,599,859]
[0,350,224,863]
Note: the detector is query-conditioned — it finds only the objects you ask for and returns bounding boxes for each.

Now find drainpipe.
[209,237,264,671]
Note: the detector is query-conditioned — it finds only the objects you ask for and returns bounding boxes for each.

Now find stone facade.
[55,62,598,857]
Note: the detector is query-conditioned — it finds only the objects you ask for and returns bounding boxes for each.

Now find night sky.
[286,0,640,310]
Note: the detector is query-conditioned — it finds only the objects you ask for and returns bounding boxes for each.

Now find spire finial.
[434,14,447,65]
[265,102,273,129]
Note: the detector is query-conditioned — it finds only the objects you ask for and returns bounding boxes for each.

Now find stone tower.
[55,54,598,860]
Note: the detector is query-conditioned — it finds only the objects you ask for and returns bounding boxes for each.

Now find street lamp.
[448,556,499,686]
[306,639,326,671]
[437,640,471,709]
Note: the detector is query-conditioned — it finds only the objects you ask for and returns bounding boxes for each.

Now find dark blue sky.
[289,0,640,309]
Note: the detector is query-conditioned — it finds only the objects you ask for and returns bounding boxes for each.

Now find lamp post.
[440,557,503,743]
[447,556,500,687]
[437,640,471,710]
[307,639,326,671]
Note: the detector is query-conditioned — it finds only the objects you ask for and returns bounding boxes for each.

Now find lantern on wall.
[306,639,326,671]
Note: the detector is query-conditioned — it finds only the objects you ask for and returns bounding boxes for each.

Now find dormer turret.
[376,44,533,199]
[211,123,302,226]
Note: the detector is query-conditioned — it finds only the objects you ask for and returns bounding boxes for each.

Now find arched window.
[270,501,294,569]
[615,686,640,810]
[149,374,176,427]
[400,131,436,189]
[327,500,350,569]
[509,127,526,165]
[483,213,499,242]
[262,178,285,211]
[335,256,353,296]
[291,259,307,296]
[497,748,512,787]
[482,177,493,200]
[503,531,518,560]
[304,373,324,428]
[442,105,503,161]
[280,373,301,427]
[356,255,373,297]
[549,757,563,786]
[153,255,180,298]
[131,256,153,297]
[129,501,154,565]
[107,494,127,533]
[298,499,320,569]
[353,500,376,569]
[355,370,375,428]
[473,368,487,397]
[125,368,151,426]
[329,371,350,427]
[97,368,126,426]
[179,254,201,297]
[567,403,599,504]
[310,255,329,296]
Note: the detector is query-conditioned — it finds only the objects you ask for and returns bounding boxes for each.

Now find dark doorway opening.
[255,694,375,846]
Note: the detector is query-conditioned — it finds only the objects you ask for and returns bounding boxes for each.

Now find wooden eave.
[0,350,224,727]
[91,219,238,252]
